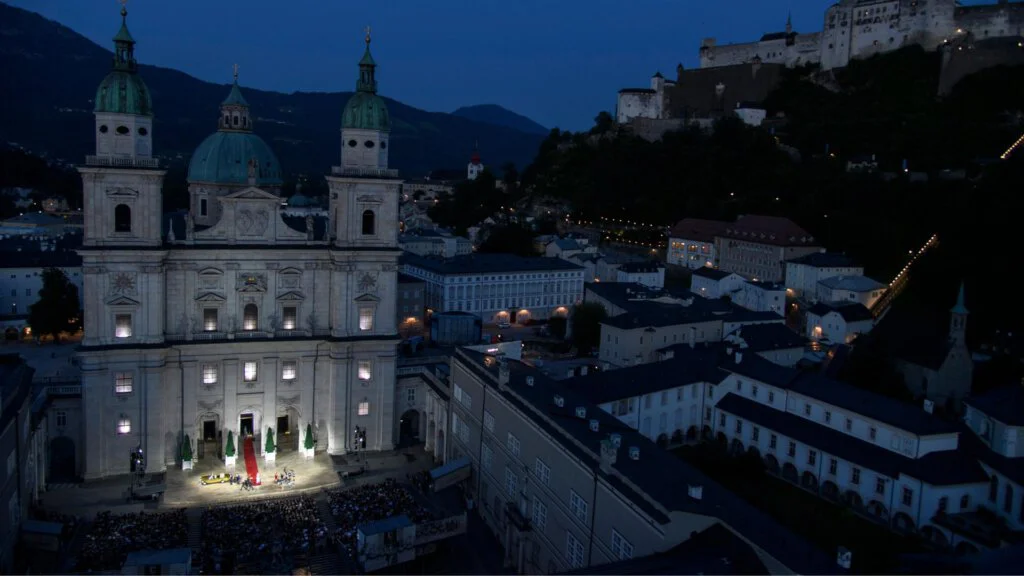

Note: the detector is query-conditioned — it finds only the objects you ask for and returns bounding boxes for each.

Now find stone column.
[144,363,166,473]
[223,359,239,448]
[263,356,279,460]
[328,356,348,455]
[80,367,105,480]
[182,360,198,457]
[300,356,315,451]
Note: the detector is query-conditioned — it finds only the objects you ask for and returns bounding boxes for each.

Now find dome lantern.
[94,0,152,116]
[342,27,391,132]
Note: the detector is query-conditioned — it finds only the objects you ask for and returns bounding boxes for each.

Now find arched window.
[1005,484,1014,513]
[361,210,376,235]
[114,204,131,233]
[243,304,258,331]
[990,475,999,503]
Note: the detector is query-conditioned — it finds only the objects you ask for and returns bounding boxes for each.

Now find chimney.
[735,352,743,364]
[554,395,565,408]
[923,399,934,414]
[610,433,622,448]
[525,376,534,387]
[589,419,599,432]
[687,485,703,500]
[580,366,588,376]
[599,436,618,473]
[628,446,640,461]
[575,406,587,419]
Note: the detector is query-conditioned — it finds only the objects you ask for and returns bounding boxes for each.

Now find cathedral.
[76,5,403,479]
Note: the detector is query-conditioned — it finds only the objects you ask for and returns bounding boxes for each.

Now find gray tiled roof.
[964,385,1024,427]
[808,301,874,323]
[726,323,807,352]
[817,275,886,293]
[786,252,858,268]
[692,267,733,280]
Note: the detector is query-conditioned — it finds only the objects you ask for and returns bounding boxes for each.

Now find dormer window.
[364,140,375,148]
[232,116,239,126]
[138,127,148,136]
[99,125,109,134]
[116,126,129,135]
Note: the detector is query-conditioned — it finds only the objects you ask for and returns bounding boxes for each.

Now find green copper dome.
[342,36,390,131]
[187,131,283,186]
[94,5,152,116]
[343,91,390,131]
[95,71,153,116]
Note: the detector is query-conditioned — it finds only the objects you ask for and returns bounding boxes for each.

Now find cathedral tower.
[77,2,169,479]
[325,28,403,454]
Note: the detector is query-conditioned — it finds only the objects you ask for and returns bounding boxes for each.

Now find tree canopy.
[478,225,538,257]
[28,268,80,342]
[427,168,504,235]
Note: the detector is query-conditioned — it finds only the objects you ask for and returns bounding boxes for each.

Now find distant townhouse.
[723,322,808,367]
[545,238,596,260]
[784,252,863,299]
[816,275,887,310]
[399,228,473,258]
[445,347,834,575]
[0,355,37,574]
[735,280,786,316]
[614,261,665,289]
[566,253,601,282]
[806,301,875,345]
[397,274,426,339]
[532,234,559,254]
[400,253,584,325]
[715,215,821,282]
[667,218,727,269]
[690,267,745,299]
[570,342,1024,553]
[0,242,83,338]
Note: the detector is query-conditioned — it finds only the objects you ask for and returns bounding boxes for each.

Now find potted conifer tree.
[181,434,193,470]
[225,430,236,468]
[264,427,276,463]
[302,423,315,458]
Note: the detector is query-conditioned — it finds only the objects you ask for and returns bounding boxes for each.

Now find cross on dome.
[233,63,239,81]
[365,25,372,45]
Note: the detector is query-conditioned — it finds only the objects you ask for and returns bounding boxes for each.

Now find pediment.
[279,267,302,276]
[276,291,305,302]
[356,194,383,204]
[105,295,140,306]
[354,293,381,303]
[195,292,227,303]
[199,267,224,276]
[223,187,280,201]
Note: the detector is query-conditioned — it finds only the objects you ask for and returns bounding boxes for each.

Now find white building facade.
[784,252,863,299]
[74,12,405,479]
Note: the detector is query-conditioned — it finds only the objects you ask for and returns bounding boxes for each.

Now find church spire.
[112,0,137,72]
[951,281,968,315]
[219,64,251,132]
[357,25,378,94]
[786,11,793,34]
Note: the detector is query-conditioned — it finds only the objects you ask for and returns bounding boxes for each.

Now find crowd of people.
[410,470,433,493]
[75,509,188,572]
[198,496,328,574]
[30,506,79,542]
[326,478,436,559]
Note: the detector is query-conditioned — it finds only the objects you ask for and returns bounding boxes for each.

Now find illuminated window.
[202,364,218,384]
[358,360,372,381]
[243,361,258,382]
[282,306,297,330]
[203,308,218,332]
[282,360,297,381]
[358,401,370,416]
[359,306,374,331]
[117,416,131,435]
[114,372,133,394]
[115,314,132,338]
[243,304,258,331]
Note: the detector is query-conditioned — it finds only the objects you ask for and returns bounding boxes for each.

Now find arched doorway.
[920,525,949,547]
[782,462,799,483]
[515,310,531,325]
[893,511,916,533]
[822,481,840,501]
[764,454,780,475]
[427,420,436,453]
[49,436,75,482]
[399,410,421,447]
[276,406,300,452]
[196,412,220,460]
[435,429,446,463]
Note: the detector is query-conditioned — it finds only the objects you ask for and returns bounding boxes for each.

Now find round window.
[138,127,148,136]
[348,139,358,147]
[364,140,375,148]
[99,125,109,134]
[116,126,130,135]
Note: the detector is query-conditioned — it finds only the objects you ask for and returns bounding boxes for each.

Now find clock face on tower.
[112,272,137,295]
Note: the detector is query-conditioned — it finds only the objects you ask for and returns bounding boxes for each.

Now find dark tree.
[478,225,537,257]
[570,302,607,354]
[28,268,80,342]
[500,162,520,195]
[427,169,501,234]
[592,111,615,134]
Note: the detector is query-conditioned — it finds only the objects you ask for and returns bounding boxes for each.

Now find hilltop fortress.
[617,0,1024,134]
[700,0,1023,71]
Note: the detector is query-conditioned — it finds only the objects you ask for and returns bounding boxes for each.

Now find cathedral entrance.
[240,414,254,437]
[399,409,420,448]
[277,415,290,436]
[49,436,76,482]
[203,420,217,441]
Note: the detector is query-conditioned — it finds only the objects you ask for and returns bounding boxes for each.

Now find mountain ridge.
[0,2,544,178]
[452,104,548,136]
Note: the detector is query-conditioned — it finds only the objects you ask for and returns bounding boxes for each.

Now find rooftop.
[692,267,735,281]
[817,275,886,293]
[454,347,833,574]
[785,252,858,269]
[808,301,875,323]
[401,252,583,275]
[618,261,665,273]
[669,218,729,243]
[964,385,1024,427]
[725,323,807,352]
[745,279,785,291]
[720,215,816,247]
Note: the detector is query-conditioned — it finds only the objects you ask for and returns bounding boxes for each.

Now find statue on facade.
[167,218,176,242]
[186,212,195,240]
[306,214,315,240]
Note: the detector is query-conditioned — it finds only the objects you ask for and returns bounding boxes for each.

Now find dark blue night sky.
[9,0,999,130]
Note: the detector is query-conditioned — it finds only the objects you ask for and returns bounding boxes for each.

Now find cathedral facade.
[76,6,403,479]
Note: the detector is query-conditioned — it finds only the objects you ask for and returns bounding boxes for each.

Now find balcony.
[84,155,161,169]
[330,166,400,179]
[46,384,82,397]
